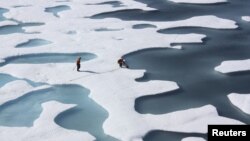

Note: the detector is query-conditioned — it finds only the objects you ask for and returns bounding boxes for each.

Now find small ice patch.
[242,16,250,22]
[167,0,227,4]
[215,59,250,73]
[182,137,206,141]
[228,93,250,115]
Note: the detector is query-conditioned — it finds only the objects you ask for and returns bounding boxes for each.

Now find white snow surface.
[215,59,250,73]
[0,101,95,141]
[228,93,250,115]
[0,0,243,141]
[168,0,227,4]
[242,16,250,22]
[182,137,206,141]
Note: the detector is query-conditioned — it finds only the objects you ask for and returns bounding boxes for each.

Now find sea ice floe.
[167,0,227,4]
[0,0,243,140]
[0,101,95,141]
[228,93,250,115]
[182,137,206,141]
[242,16,250,22]
[103,104,243,140]
[2,63,243,140]
[0,13,237,59]
[215,59,250,73]
[157,15,237,29]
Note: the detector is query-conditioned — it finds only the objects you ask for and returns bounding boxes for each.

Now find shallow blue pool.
[45,5,71,17]
[0,84,118,141]
[15,39,52,48]
[0,52,97,67]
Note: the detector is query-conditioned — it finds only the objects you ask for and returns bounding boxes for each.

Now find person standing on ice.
[118,58,129,68]
[76,57,81,72]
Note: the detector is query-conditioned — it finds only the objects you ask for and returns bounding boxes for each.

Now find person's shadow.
[79,70,99,74]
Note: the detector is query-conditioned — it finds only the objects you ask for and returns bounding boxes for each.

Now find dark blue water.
[0,52,96,67]
[0,84,118,141]
[143,130,206,141]
[91,0,250,22]
[1,1,249,141]
[15,39,52,48]
[45,5,71,17]
[90,0,250,140]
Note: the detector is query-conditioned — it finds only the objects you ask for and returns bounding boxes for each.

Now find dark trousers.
[77,64,80,71]
[119,62,128,68]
